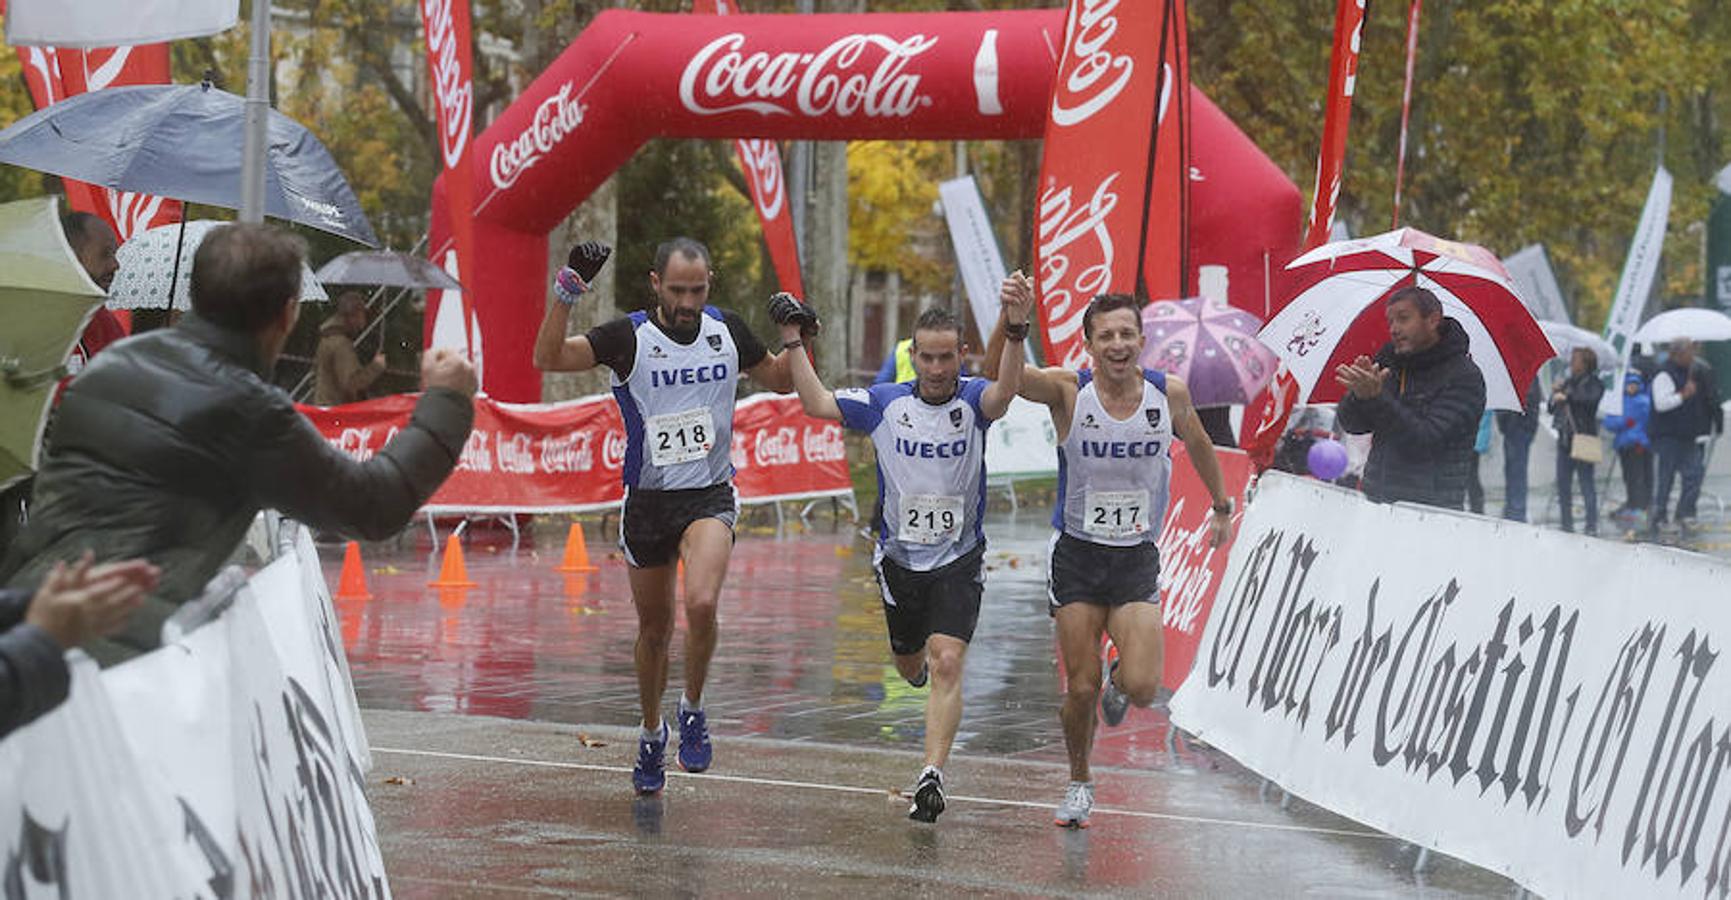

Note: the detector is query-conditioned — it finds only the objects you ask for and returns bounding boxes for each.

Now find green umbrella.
[0,196,104,489]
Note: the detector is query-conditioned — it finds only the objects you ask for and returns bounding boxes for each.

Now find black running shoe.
[1100,659,1130,727]
[908,767,945,822]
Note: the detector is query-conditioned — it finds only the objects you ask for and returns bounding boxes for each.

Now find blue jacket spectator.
[1602,371,1652,452]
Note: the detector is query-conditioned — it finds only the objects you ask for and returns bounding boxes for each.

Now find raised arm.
[1169,376,1235,545]
[979,273,1069,407]
[769,292,842,421]
[979,272,1033,420]
[532,241,612,373]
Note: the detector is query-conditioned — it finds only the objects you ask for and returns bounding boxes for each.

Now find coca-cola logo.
[679,32,936,119]
[423,0,474,168]
[458,430,493,473]
[540,433,593,473]
[736,139,786,219]
[490,82,586,190]
[105,191,170,241]
[802,424,846,463]
[1037,173,1121,368]
[1155,495,1243,637]
[1050,0,1136,127]
[754,426,801,467]
[602,430,628,469]
[496,432,536,475]
[331,428,376,463]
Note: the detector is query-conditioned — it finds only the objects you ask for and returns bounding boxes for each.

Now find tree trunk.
[808,140,851,382]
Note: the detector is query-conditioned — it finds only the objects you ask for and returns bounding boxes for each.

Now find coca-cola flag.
[1301,0,1368,251]
[1035,0,1180,368]
[694,0,805,296]
[14,43,182,240]
[1138,0,1191,301]
[1157,442,1251,690]
[420,0,481,357]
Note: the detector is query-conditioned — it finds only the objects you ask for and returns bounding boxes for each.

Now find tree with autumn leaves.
[3,0,1730,360]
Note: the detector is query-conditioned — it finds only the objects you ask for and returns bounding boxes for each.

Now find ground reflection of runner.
[782,276,1032,823]
[532,238,799,795]
[985,293,1234,828]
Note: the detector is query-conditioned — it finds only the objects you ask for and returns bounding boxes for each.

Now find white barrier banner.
[1170,473,1731,899]
[0,525,390,898]
[984,395,1056,479]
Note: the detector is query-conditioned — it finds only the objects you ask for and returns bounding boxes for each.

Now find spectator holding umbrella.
[1549,347,1604,535]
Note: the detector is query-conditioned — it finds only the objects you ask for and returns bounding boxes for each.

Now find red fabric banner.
[1157,442,1252,690]
[1301,0,1367,251]
[1035,0,1169,368]
[1137,0,1191,301]
[695,0,805,296]
[298,393,853,513]
[14,43,181,239]
[420,0,480,357]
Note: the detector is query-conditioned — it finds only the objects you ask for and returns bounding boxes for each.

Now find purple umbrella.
[1139,297,1280,407]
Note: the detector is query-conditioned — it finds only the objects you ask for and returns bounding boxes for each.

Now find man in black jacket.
[1,224,477,664]
[1,553,157,737]
[1651,338,1724,536]
[1335,286,1487,509]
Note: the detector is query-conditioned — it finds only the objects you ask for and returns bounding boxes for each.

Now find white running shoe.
[1054,781,1094,828]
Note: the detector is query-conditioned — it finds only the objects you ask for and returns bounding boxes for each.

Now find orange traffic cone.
[428,534,477,588]
[556,522,600,573]
[335,541,372,601]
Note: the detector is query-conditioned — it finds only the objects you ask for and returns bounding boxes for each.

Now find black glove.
[767,292,821,336]
[566,241,613,283]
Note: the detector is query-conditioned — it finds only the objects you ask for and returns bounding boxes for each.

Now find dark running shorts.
[873,543,986,657]
[619,482,739,568]
[1046,532,1161,614]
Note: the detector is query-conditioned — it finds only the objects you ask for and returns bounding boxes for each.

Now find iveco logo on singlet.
[894,437,968,459]
[1081,440,1162,459]
[650,364,730,388]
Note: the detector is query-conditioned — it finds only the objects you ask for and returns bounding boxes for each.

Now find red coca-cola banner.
[1301,0,1368,251]
[1157,442,1252,690]
[1138,0,1191,302]
[428,9,1301,402]
[694,0,805,296]
[1034,0,1169,368]
[419,0,480,357]
[14,43,182,239]
[299,393,852,514]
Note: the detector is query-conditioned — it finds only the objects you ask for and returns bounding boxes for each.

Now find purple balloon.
[1307,439,1349,481]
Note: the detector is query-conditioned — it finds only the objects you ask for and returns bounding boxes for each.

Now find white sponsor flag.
[938,176,1012,343]
[1600,166,1670,416]
[5,0,238,48]
[1501,244,1572,325]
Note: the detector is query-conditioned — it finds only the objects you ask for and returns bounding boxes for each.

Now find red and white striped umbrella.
[1259,228,1550,411]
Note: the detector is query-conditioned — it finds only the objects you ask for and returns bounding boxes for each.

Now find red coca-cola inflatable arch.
[429,9,1301,402]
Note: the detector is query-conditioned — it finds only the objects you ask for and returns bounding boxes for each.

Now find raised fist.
[768,292,820,337]
[566,241,613,283]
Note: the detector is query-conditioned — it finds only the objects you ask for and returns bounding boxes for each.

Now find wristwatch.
[1211,499,1233,515]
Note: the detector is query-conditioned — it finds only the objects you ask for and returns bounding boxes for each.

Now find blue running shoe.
[677,707,712,773]
[633,722,668,795]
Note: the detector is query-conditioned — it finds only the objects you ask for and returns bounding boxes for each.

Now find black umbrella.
[0,82,378,247]
[315,251,461,291]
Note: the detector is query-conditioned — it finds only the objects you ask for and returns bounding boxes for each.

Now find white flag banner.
[1502,244,1572,325]
[0,523,391,898]
[1600,166,1671,416]
[984,396,1056,479]
[938,176,1011,342]
[5,0,238,48]
[1171,473,1731,900]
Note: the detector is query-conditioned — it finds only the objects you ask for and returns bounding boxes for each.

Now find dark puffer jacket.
[1337,317,1487,509]
[0,315,473,663]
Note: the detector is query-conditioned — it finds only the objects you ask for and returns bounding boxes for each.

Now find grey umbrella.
[316,251,461,291]
[0,82,378,247]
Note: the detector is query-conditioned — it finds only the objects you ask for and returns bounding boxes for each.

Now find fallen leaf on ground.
[383,776,413,785]
[577,733,607,748]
